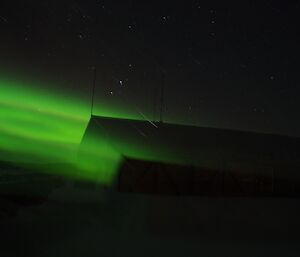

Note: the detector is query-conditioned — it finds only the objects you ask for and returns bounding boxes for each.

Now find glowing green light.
[0,74,194,186]
[0,76,121,185]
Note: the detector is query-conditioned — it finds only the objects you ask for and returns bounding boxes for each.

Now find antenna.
[153,80,157,122]
[159,71,165,123]
[90,67,97,117]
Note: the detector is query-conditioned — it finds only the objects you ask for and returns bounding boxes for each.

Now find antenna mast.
[90,67,97,117]
[159,71,165,123]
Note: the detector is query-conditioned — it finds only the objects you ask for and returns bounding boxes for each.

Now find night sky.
[1,0,300,136]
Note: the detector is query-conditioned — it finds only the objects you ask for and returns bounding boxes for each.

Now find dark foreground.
[1,172,300,257]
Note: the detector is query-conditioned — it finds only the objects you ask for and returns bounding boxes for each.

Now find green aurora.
[0,76,127,185]
[0,75,199,185]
